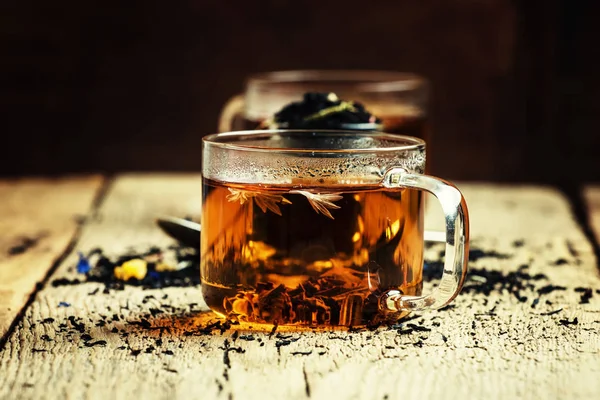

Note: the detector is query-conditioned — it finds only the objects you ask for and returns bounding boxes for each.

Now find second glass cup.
[218,70,430,143]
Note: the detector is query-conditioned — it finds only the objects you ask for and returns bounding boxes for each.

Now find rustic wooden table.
[1,175,599,400]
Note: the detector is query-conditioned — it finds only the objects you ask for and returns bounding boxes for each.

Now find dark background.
[2,0,599,182]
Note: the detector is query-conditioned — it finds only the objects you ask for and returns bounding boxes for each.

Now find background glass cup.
[218,70,430,144]
[201,130,468,328]
[218,70,441,243]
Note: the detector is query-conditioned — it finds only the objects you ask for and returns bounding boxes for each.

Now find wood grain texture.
[0,176,103,340]
[1,176,599,400]
[584,185,600,244]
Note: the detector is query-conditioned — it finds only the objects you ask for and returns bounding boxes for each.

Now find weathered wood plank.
[1,176,599,400]
[0,176,103,341]
[584,185,600,244]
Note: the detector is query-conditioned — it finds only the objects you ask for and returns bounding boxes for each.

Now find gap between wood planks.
[559,183,600,271]
[0,176,114,350]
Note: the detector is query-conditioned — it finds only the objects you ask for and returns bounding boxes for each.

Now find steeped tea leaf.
[226,188,291,216]
[289,190,343,219]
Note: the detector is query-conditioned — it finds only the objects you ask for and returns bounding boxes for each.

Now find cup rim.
[203,130,426,154]
[246,70,427,93]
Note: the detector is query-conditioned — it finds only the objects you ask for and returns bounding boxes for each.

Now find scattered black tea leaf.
[407,324,431,332]
[578,288,593,304]
[275,339,293,348]
[128,319,152,329]
[537,285,567,295]
[84,340,107,347]
[514,292,528,303]
[468,249,511,262]
[559,317,578,326]
[52,278,80,287]
[291,350,312,356]
[149,308,163,317]
[275,333,293,340]
[68,316,85,333]
[540,308,563,316]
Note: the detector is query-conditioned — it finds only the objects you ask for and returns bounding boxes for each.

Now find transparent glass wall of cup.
[218,70,431,164]
[201,130,468,328]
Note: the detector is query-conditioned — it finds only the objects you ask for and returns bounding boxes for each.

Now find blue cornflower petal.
[148,271,161,280]
[76,252,92,274]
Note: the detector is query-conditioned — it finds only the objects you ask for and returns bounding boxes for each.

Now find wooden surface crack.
[303,365,311,398]
[560,184,600,272]
[0,176,112,350]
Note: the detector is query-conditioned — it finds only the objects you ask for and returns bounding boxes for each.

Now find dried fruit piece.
[114,259,147,280]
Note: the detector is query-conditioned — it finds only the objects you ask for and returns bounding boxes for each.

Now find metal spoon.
[156,216,445,249]
[155,216,201,249]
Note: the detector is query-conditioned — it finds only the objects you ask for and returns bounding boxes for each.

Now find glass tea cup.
[218,70,430,142]
[201,130,468,328]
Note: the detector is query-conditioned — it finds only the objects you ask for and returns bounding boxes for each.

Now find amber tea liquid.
[201,178,424,327]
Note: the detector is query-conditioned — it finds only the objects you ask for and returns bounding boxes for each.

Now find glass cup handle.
[218,94,245,132]
[380,167,470,311]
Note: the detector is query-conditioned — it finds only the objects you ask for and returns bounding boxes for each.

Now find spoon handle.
[156,216,201,249]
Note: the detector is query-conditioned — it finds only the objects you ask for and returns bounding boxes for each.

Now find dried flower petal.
[227,188,291,216]
[289,190,343,219]
[76,252,91,274]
